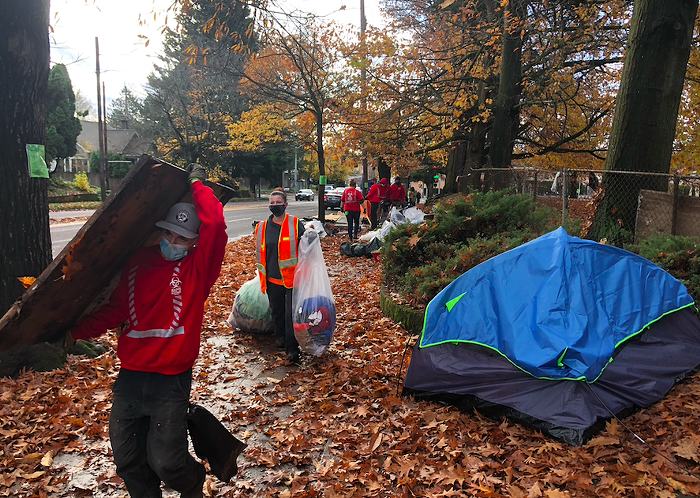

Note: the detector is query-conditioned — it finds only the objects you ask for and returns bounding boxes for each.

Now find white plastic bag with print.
[378,220,396,240]
[292,231,336,356]
[389,207,407,225]
[304,219,327,238]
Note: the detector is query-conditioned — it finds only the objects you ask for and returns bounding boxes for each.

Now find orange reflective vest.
[255,214,299,293]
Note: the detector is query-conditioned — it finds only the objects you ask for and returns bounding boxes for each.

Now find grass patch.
[50,201,102,211]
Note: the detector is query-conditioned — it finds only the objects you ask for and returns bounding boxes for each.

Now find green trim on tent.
[613,302,696,350]
[417,302,696,383]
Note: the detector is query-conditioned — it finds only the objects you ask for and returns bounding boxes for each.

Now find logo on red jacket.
[170,276,182,296]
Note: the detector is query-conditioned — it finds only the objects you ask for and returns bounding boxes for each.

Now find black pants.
[370,202,379,230]
[266,281,299,357]
[346,210,360,239]
[109,369,205,498]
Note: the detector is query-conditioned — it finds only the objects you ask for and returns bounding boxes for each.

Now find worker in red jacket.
[341,179,364,241]
[67,164,228,498]
[388,176,406,207]
[365,178,388,230]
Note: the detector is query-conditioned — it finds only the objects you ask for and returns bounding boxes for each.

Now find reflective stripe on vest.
[255,221,266,277]
[279,214,298,269]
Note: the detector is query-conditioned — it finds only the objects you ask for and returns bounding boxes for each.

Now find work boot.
[275,336,286,349]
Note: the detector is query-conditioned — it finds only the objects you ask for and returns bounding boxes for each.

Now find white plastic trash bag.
[389,207,407,225]
[304,219,327,238]
[378,220,396,239]
[292,231,336,356]
[227,274,274,333]
[403,206,425,224]
[360,229,380,242]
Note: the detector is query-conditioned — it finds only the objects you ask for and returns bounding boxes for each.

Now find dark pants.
[266,281,299,358]
[370,202,379,230]
[346,210,360,239]
[379,201,392,225]
[109,369,205,498]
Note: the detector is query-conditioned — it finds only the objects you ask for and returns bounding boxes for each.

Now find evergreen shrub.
[381,191,563,304]
[629,233,700,305]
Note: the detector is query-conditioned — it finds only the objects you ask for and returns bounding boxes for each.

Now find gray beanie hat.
[156,202,201,238]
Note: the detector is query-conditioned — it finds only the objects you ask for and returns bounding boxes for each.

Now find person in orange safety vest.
[255,188,305,363]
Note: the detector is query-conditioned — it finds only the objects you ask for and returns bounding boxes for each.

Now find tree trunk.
[487,0,524,190]
[0,1,52,315]
[444,139,467,193]
[315,111,326,222]
[589,0,698,245]
[377,157,391,182]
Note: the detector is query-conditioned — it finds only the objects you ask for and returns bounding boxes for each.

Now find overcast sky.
[50,0,384,112]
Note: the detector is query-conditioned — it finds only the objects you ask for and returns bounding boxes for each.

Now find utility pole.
[360,0,368,195]
[95,37,107,201]
[102,81,109,192]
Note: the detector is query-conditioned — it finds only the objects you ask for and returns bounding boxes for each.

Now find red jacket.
[365,183,388,203]
[388,183,406,202]
[341,188,364,211]
[71,181,228,375]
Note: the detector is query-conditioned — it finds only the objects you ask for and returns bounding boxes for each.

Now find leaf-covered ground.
[2,235,700,497]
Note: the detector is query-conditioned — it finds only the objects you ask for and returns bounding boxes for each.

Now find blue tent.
[404,228,700,445]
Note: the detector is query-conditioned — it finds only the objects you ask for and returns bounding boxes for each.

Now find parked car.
[295,189,315,201]
[324,190,342,210]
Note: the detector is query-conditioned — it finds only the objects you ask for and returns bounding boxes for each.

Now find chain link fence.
[465,167,700,245]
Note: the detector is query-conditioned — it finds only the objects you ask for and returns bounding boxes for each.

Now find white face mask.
[160,237,189,261]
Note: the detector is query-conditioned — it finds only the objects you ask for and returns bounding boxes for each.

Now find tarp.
[420,227,694,381]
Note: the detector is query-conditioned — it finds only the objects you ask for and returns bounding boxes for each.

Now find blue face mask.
[160,237,189,261]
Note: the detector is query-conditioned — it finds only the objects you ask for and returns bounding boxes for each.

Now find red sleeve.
[190,181,228,294]
[71,269,129,340]
[366,185,378,202]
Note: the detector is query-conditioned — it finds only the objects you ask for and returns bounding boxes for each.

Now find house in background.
[58,120,157,174]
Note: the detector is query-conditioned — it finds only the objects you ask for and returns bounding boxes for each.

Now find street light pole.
[294,146,298,193]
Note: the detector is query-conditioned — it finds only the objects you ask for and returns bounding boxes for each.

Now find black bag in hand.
[187,404,247,482]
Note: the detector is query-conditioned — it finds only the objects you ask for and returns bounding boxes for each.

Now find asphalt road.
[50,199,324,258]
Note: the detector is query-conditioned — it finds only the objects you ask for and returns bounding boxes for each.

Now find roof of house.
[76,120,156,158]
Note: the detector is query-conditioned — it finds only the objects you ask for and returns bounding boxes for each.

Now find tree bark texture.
[315,110,326,222]
[486,0,524,190]
[444,140,467,193]
[589,0,698,244]
[377,157,391,183]
[0,0,52,315]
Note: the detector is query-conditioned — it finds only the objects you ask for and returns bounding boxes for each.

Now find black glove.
[187,163,207,183]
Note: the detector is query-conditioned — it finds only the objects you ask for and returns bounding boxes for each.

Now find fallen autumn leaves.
[2,235,700,497]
